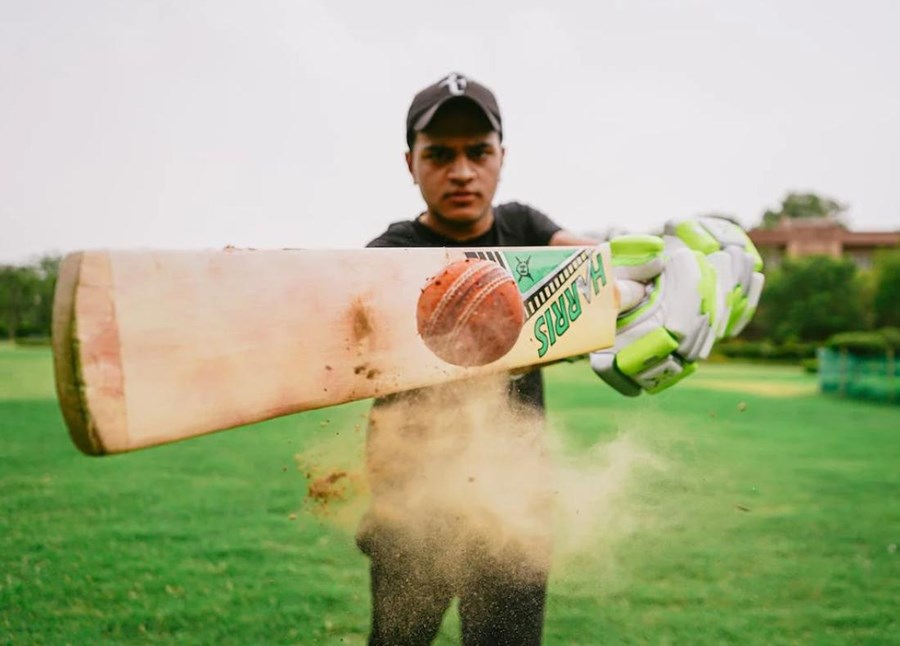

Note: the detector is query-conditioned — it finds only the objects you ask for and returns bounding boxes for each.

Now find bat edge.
[52,252,102,454]
[51,251,127,456]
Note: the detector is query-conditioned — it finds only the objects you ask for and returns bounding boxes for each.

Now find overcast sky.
[2,0,899,263]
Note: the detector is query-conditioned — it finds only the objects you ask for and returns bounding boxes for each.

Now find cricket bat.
[53,245,632,456]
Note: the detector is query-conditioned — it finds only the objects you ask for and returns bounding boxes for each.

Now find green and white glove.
[590,217,764,397]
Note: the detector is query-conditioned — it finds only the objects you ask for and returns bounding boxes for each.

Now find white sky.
[2,0,899,263]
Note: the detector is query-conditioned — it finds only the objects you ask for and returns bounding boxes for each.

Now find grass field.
[1,343,898,645]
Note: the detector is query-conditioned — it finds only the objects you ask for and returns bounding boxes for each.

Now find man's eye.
[468,147,490,160]
[426,149,453,163]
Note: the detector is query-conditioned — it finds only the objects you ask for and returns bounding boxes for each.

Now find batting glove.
[590,218,764,397]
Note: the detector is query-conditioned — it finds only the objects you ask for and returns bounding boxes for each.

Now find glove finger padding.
[727,270,764,336]
[665,216,765,338]
[610,234,666,281]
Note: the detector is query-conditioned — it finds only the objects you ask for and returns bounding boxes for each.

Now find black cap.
[406,72,502,148]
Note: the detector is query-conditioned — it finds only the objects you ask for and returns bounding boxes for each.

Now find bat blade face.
[52,245,618,456]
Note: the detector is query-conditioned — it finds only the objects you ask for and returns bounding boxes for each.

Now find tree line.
[744,251,900,342]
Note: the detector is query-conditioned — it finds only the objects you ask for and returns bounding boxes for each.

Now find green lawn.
[1,343,898,645]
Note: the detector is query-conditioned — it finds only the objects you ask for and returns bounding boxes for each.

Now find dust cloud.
[295,371,668,582]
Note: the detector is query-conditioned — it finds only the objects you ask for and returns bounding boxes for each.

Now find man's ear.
[405,150,416,184]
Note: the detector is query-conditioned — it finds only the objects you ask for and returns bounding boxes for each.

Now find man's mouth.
[446,191,478,202]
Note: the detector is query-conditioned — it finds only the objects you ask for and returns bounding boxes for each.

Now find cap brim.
[412,96,501,134]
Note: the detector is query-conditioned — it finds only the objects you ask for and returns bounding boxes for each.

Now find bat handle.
[616,279,647,314]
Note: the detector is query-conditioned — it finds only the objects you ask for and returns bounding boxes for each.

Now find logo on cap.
[440,73,468,96]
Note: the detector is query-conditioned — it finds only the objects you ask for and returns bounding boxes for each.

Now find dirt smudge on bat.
[349,297,374,343]
[339,296,383,381]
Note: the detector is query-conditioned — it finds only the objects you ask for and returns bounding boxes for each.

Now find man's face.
[406,100,504,237]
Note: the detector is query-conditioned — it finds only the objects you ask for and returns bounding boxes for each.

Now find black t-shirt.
[368,202,561,250]
[367,202,562,411]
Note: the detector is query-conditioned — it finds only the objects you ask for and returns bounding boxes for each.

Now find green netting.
[818,347,899,404]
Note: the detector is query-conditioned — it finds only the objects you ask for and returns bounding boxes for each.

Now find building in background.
[749,217,900,269]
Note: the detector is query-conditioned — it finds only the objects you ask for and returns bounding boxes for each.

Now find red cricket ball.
[416,258,526,367]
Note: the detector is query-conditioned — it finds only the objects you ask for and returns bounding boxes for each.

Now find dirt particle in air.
[307,470,349,504]
[366,368,380,380]
[354,365,367,375]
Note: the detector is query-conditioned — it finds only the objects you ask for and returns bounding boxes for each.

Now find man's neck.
[419,208,495,242]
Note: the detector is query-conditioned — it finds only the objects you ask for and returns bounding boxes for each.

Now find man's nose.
[448,155,475,182]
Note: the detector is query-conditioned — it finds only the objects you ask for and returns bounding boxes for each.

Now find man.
[358,73,763,645]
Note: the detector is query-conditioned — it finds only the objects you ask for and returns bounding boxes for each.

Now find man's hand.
[590,217,764,397]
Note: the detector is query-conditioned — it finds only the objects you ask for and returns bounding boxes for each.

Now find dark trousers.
[360,378,552,645]
[360,526,548,646]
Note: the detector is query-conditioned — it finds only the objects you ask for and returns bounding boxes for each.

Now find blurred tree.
[0,256,60,340]
[761,192,847,228]
[32,256,60,336]
[0,265,36,340]
[754,256,866,343]
[872,250,900,327]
